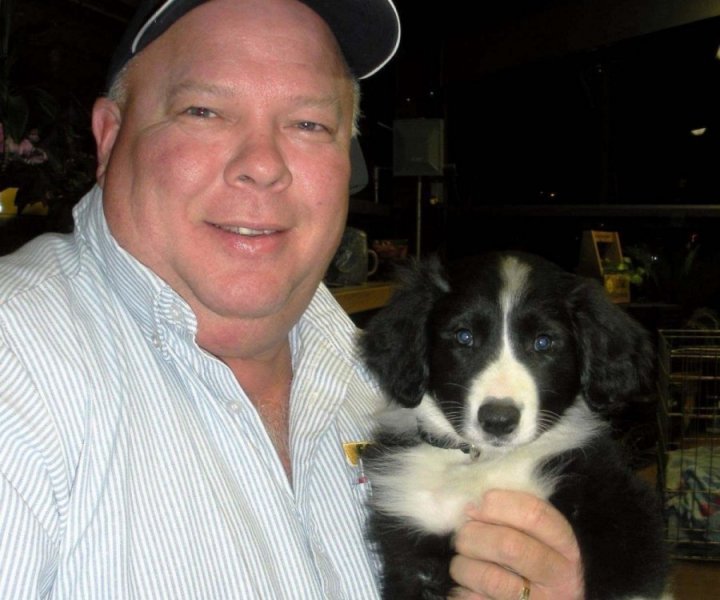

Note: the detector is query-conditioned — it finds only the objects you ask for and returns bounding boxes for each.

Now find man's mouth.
[214,224,277,237]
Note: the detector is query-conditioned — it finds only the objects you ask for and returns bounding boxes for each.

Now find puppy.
[360,252,671,600]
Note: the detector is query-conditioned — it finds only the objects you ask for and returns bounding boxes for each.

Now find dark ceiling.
[17,0,720,85]
[9,0,720,205]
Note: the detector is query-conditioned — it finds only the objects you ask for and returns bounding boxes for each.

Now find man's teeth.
[219,225,275,236]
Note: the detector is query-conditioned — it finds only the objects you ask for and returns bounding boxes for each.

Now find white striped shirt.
[0,186,383,599]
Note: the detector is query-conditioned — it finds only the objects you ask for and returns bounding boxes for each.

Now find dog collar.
[418,429,481,459]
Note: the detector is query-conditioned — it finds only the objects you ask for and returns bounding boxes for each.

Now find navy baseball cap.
[107,0,401,89]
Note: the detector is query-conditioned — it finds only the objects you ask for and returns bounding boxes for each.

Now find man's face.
[94,0,354,347]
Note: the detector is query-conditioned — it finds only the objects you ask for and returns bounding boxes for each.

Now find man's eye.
[296,121,328,133]
[184,106,217,119]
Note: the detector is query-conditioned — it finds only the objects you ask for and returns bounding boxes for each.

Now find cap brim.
[299,0,400,79]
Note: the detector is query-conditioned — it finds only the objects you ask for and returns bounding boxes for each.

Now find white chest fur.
[369,442,555,535]
[368,402,603,535]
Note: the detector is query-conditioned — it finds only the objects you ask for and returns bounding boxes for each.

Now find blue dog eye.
[534,334,552,351]
[455,329,474,346]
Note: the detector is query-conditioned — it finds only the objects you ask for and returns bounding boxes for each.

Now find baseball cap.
[107,0,401,89]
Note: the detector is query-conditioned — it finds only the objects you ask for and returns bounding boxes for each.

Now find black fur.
[360,252,670,600]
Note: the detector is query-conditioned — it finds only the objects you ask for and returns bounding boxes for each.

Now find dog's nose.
[477,399,521,437]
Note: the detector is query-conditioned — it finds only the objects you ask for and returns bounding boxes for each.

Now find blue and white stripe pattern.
[0,186,383,599]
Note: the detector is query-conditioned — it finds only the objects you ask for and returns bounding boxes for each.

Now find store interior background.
[4,1,720,596]
[5,1,720,320]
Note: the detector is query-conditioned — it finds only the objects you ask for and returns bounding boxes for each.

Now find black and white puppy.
[360,252,671,600]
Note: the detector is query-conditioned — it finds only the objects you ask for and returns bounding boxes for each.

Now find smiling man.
[93,0,358,477]
[0,1,584,598]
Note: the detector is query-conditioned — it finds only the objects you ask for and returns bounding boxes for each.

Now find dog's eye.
[534,334,553,351]
[455,328,474,346]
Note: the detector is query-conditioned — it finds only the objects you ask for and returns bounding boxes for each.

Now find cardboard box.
[578,230,630,303]
[603,273,631,304]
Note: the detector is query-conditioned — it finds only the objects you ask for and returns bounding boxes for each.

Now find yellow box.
[603,273,631,304]
[0,187,18,216]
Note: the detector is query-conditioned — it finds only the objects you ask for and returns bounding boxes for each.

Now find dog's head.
[360,252,655,452]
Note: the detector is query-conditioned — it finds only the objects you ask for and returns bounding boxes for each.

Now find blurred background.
[3,0,720,316]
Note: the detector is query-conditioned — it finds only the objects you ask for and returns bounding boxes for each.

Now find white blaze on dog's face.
[464,256,539,446]
[420,254,583,454]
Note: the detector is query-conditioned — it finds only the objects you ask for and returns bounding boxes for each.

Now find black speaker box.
[392,118,445,176]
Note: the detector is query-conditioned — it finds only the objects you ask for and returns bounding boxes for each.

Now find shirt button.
[227,401,242,414]
[170,305,183,322]
[151,333,162,348]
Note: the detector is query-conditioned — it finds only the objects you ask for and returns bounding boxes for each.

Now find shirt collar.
[73,186,197,342]
[72,187,356,359]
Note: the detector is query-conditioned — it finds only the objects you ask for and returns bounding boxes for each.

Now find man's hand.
[448,490,584,600]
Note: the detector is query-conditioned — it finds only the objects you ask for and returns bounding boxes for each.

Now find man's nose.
[224,130,292,190]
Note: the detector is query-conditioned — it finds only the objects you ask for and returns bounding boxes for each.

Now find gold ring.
[519,577,531,600]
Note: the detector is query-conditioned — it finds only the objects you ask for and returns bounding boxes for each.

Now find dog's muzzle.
[477,398,520,438]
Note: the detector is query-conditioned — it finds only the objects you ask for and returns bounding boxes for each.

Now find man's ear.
[91,97,122,187]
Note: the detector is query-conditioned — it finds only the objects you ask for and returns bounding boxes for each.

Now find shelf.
[349,198,393,217]
[449,204,720,218]
[330,281,396,314]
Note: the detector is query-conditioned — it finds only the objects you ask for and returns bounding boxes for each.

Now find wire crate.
[658,330,720,560]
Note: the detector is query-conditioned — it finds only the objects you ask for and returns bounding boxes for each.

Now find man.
[0,0,584,597]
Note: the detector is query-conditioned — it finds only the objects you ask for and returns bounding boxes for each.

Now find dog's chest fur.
[367,402,603,535]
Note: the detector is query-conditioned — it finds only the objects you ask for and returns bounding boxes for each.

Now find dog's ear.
[360,255,449,407]
[568,278,656,413]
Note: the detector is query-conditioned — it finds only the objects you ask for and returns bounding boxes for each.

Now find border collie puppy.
[360,252,671,600]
